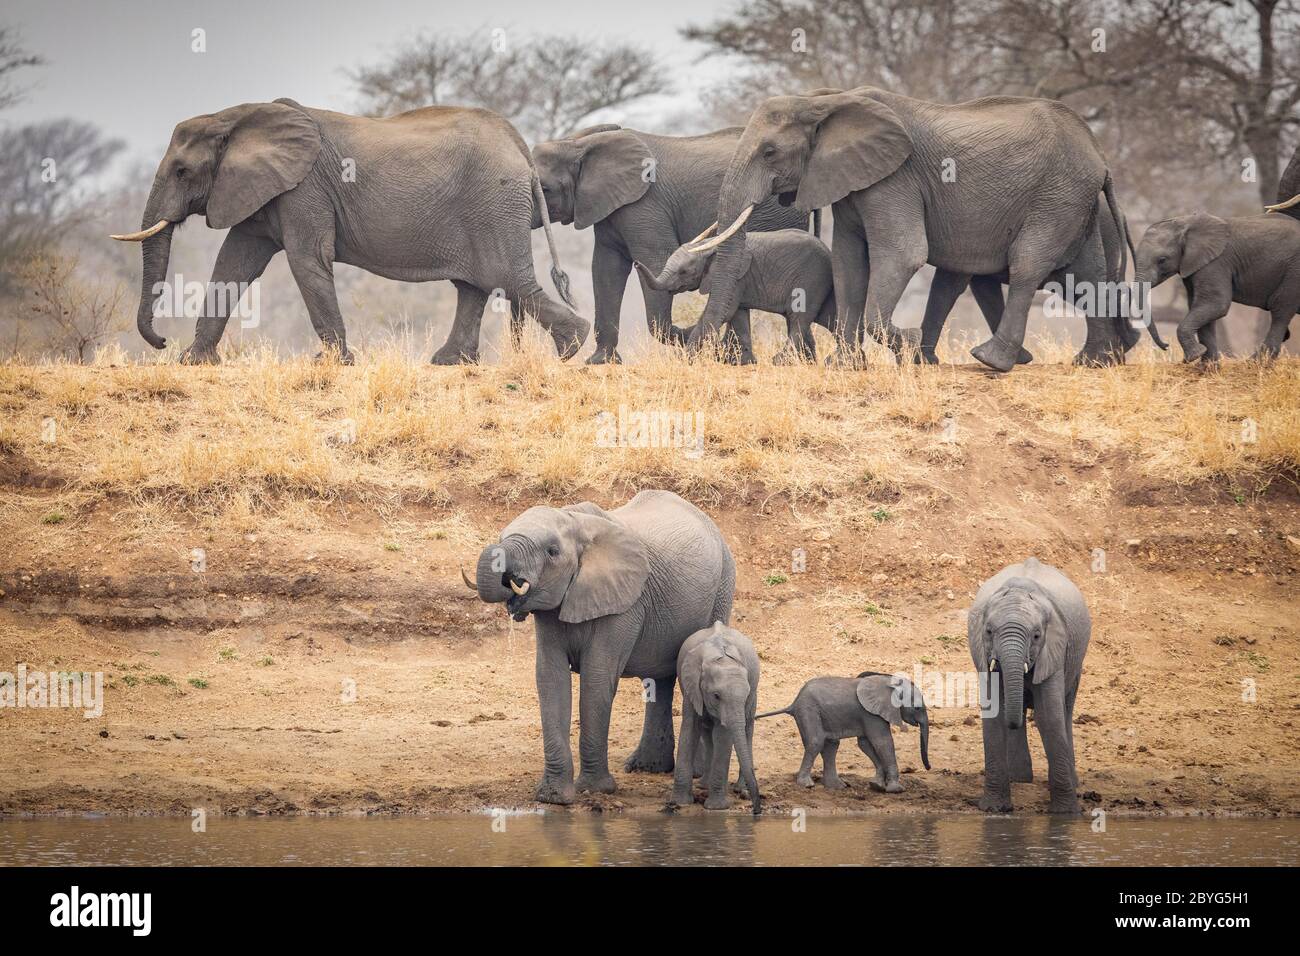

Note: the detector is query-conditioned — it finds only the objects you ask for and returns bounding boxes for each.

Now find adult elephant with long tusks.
[465,491,736,805]
[531,125,816,364]
[967,558,1091,814]
[1267,144,1300,219]
[111,99,587,365]
[697,87,1134,372]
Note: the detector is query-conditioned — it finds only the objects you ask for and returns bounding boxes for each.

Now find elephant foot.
[1048,793,1081,815]
[978,793,1013,813]
[772,347,810,366]
[914,348,940,365]
[179,345,221,366]
[822,777,847,791]
[1016,347,1034,365]
[1072,346,1121,368]
[431,345,479,365]
[1250,347,1279,363]
[883,780,904,794]
[585,345,623,365]
[703,792,731,811]
[1179,334,1207,364]
[669,787,694,807]
[623,745,674,774]
[971,337,1022,373]
[550,318,589,362]
[534,777,575,805]
[826,348,866,369]
[796,773,815,789]
[575,771,617,795]
[314,348,355,366]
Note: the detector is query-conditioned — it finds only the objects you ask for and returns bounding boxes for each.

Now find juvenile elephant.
[112,99,587,365]
[531,125,814,364]
[698,87,1133,372]
[634,228,836,364]
[1134,212,1300,361]
[467,491,735,805]
[967,558,1091,814]
[670,623,761,813]
[757,672,929,792]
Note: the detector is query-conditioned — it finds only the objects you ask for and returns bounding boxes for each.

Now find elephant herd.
[113,89,1300,368]
[466,490,1092,814]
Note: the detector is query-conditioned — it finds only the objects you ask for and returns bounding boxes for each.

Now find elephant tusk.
[687,205,754,252]
[459,565,476,591]
[1264,193,1300,213]
[989,657,998,671]
[508,578,530,596]
[1024,662,1029,674]
[687,221,719,245]
[110,219,170,242]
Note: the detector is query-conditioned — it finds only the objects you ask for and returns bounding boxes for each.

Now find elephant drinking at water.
[112,99,587,365]
[466,491,735,805]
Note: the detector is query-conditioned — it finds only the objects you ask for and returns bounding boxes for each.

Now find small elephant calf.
[635,228,836,364]
[758,672,930,792]
[671,622,762,813]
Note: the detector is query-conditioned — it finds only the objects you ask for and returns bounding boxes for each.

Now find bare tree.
[0,25,42,113]
[14,254,127,363]
[349,30,669,141]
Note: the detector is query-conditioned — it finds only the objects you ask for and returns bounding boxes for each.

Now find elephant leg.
[670,706,699,806]
[820,738,846,790]
[575,666,621,796]
[979,713,1013,812]
[860,188,926,356]
[431,282,490,365]
[732,715,756,796]
[829,208,869,363]
[972,236,1056,373]
[1255,302,1298,359]
[1177,301,1230,363]
[1008,719,1034,783]
[970,276,1032,364]
[1033,677,1079,814]
[502,279,589,362]
[855,735,885,789]
[918,269,970,364]
[703,722,733,809]
[722,309,756,365]
[636,277,681,350]
[625,676,676,774]
[284,237,352,364]
[1198,320,1222,362]
[697,724,713,781]
[507,296,526,349]
[795,722,822,789]
[587,238,631,364]
[863,721,902,792]
[533,635,575,805]
[183,227,280,364]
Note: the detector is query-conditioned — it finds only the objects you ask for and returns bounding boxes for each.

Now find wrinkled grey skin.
[117,99,587,365]
[758,673,929,792]
[1134,213,1300,362]
[1271,145,1300,221]
[700,88,1131,372]
[919,198,1166,365]
[471,491,735,805]
[634,229,836,364]
[670,623,762,813]
[532,125,813,364]
[967,558,1091,814]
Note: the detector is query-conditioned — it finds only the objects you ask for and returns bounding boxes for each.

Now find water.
[1,815,1295,866]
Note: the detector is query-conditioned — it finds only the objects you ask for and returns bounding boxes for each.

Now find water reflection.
[0,814,1294,866]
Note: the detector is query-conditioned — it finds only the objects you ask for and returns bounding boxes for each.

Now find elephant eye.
[546,545,560,558]
[175,167,188,180]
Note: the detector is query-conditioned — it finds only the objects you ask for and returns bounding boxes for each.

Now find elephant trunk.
[727,706,761,815]
[474,539,521,603]
[995,627,1029,731]
[632,260,671,292]
[119,182,176,350]
[918,708,931,771]
[694,164,766,334]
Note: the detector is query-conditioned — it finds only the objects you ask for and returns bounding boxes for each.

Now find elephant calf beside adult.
[112,99,587,364]
[531,124,815,364]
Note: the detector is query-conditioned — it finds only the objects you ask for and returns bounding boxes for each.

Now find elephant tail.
[810,207,822,241]
[755,706,792,720]
[532,166,577,310]
[1103,174,1166,351]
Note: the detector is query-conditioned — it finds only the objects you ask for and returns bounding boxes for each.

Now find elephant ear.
[967,599,992,671]
[573,130,654,230]
[699,243,752,295]
[1029,586,1071,685]
[558,510,650,624]
[1179,213,1230,277]
[206,102,321,230]
[856,675,906,727]
[796,94,912,212]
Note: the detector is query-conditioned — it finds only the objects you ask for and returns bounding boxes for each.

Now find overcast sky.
[4,0,736,163]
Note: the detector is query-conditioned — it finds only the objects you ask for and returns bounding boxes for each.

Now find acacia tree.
[350,31,669,141]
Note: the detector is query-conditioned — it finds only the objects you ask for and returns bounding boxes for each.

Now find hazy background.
[1,0,1297,361]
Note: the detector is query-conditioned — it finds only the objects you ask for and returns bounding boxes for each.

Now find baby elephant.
[635,228,835,364]
[671,622,761,814]
[758,673,930,792]
[1134,212,1299,361]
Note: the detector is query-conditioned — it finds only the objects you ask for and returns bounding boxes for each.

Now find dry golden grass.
[0,329,1296,535]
